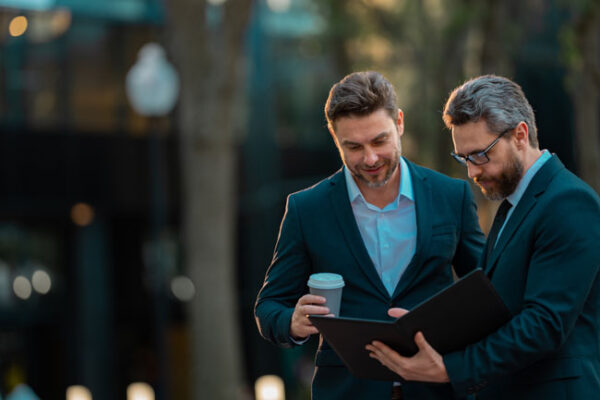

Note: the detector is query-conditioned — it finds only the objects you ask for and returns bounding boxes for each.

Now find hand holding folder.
[309,269,511,381]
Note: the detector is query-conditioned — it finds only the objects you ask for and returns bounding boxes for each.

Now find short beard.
[349,136,402,189]
[479,151,524,200]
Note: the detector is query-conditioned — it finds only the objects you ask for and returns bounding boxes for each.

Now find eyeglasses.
[450,127,513,166]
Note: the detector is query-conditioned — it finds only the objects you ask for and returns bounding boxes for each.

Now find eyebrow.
[454,146,486,158]
[341,131,389,146]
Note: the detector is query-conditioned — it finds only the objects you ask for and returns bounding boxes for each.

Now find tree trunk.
[570,2,600,193]
[167,1,254,398]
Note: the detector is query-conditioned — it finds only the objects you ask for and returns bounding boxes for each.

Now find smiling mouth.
[363,166,383,175]
[474,177,495,189]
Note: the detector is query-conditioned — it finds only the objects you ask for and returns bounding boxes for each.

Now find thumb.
[414,332,431,351]
[388,307,409,319]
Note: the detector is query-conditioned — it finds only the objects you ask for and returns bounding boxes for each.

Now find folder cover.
[309,269,511,381]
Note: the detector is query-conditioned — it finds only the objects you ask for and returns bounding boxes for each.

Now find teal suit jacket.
[444,156,600,399]
[255,159,485,399]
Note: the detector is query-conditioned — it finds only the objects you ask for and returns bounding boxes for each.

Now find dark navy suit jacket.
[444,156,600,399]
[255,159,485,399]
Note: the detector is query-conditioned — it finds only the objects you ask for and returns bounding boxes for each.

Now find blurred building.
[0,1,184,399]
[0,0,341,398]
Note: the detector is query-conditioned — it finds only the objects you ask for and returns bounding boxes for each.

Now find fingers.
[366,334,449,383]
[366,341,403,374]
[290,310,318,339]
[289,294,330,339]
[366,341,396,364]
[298,294,326,305]
[367,340,396,361]
[296,294,330,317]
[388,307,409,318]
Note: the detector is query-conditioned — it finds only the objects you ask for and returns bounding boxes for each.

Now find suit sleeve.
[452,181,485,277]
[444,187,600,397]
[254,194,312,348]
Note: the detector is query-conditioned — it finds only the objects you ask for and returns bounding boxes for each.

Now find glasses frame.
[450,127,513,166]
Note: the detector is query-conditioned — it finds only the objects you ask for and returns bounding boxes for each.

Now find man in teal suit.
[368,75,600,399]
[254,71,485,399]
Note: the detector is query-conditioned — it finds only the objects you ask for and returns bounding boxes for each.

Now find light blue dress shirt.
[344,157,417,296]
[495,150,551,245]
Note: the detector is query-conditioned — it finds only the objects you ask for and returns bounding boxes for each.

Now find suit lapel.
[485,155,564,276]
[392,161,432,298]
[328,170,390,300]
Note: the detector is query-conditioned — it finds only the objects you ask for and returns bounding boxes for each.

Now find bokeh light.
[66,385,92,400]
[32,270,52,295]
[127,382,154,400]
[170,276,195,302]
[28,9,72,43]
[9,16,28,37]
[13,276,32,300]
[255,375,285,400]
[71,203,95,227]
[266,0,291,13]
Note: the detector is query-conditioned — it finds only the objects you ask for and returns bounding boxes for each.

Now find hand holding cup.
[290,294,330,340]
[289,273,345,340]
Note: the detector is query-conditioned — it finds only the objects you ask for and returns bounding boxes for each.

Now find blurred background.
[0,0,598,399]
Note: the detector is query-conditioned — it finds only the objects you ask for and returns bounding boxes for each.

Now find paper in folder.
[309,269,511,381]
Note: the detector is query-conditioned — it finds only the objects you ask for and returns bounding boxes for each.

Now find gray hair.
[443,75,539,148]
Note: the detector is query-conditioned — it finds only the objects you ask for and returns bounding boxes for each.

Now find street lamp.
[125,42,179,117]
[125,42,179,400]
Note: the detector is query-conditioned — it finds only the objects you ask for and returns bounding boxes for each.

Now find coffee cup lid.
[307,273,345,289]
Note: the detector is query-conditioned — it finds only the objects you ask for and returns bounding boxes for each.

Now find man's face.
[331,108,403,190]
[452,120,524,200]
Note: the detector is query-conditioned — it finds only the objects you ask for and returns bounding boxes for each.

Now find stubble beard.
[349,140,402,189]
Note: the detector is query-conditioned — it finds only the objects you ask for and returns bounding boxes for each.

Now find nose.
[363,146,378,166]
[466,162,482,180]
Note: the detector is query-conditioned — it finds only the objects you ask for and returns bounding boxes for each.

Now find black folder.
[309,269,511,381]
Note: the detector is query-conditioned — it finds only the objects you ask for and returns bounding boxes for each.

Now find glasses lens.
[469,152,489,165]
[451,153,467,166]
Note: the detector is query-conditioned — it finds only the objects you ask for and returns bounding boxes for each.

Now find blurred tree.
[313,0,523,231]
[313,0,521,172]
[313,0,600,229]
[167,0,254,398]
[562,0,600,193]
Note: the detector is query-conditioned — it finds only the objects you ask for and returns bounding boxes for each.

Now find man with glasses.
[368,75,600,399]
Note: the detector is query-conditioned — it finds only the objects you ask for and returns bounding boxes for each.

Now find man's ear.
[512,121,529,149]
[397,109,404,137]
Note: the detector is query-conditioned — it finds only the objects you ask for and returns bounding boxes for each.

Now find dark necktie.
[485,199,512,261]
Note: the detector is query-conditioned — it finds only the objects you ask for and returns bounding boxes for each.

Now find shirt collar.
[399,157,414,201]
[344,157,414,205]
[506,149,551,206]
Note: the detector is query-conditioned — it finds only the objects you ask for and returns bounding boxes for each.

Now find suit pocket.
[431,224,457,236]
[429,225,458,260]
[315,348,344,367]
[513,357,583,385]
